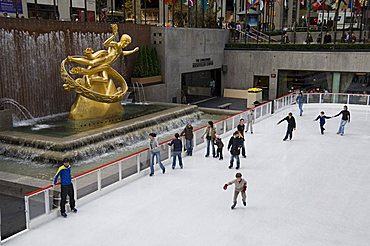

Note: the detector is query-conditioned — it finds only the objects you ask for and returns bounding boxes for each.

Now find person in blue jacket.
[54,159,77,218]
[296,92,304,116]
[168,133,183,169]
[314,111,331,135]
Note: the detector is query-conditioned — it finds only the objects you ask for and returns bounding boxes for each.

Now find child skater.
[214,135,224,160]
[314,111,331,135]
[168,133,183,169]
[223,172,248,209]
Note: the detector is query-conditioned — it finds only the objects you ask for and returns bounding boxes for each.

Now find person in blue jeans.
[296,92,304,116]
[181,123,193,156]
[333,105,351,136]
[148,133,165,176]
[227,131,244,169]
[168,133,183,169]
[201,121,217,158]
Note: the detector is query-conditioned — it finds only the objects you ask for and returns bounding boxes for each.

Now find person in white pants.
[245,110,254,134]
[223,172,248,209]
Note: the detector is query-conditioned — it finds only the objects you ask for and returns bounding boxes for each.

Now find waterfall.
[0,28,127,118]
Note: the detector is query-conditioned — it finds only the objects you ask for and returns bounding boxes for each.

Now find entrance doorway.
[181,69,221,104]
[253,76,269,101]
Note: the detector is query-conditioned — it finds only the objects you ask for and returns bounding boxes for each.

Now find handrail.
[243,30,269,42]
[251,28,278,42]
[23,96,278,200]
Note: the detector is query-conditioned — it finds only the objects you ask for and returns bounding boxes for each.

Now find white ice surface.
[6,104,370,246]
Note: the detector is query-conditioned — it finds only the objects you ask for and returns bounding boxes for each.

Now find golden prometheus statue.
[61,24,139,120]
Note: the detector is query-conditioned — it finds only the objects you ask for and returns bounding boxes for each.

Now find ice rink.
[6,104,370,246]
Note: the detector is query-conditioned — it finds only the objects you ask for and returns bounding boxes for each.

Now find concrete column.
[287,0,293,28]
[275,3,282,30]
[58,0,71,21]
[135,0,141,24]
[269,76,277,100]
[159,0,169,26]
[21,0,28,18]
[332,72,341,93]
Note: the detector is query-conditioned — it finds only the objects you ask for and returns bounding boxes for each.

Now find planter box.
[131,75,162,86]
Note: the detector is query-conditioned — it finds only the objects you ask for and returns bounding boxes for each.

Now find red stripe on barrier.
[73,148,149,179]
[25,185,54,197]
[25,95,288,197]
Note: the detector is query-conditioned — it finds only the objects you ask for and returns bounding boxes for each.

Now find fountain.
[0,24,208,163]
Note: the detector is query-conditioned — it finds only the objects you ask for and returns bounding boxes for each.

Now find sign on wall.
[0,0,23,14]
[192,58,214,68]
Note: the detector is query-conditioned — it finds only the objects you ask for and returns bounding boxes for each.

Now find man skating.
[227,131,244,169]
[237,119,247,157]
[54,159,77,218]
[296,92,304,116]
[277,112,296,141]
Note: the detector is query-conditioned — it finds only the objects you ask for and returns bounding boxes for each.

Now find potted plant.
[131,46,162,85]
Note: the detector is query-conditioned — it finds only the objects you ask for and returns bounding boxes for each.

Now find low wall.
[0,171,50,198]
[223,49,370,100]
[224,88,248,99]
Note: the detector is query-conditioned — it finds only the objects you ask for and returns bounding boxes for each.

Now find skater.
[277,112,296,141]
[296,92,304,116]
[181,123,193,156]
[223,172,248,209]
[245,110,254,134]
[148,133,165,176]
[237,119,247,157]
[201,121,217,158]
[227,131,244,169]
[333,105,351,136]
[168,133,183,169]
[53,159,77,218]
[214,136,224,160]
[314,111,331,135]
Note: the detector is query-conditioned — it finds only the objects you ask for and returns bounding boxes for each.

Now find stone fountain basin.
[0,103,201,163]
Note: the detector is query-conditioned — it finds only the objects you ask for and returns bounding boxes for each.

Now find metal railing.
[21,98,278,233]
[304,92,370,106]
[13,92,369,242]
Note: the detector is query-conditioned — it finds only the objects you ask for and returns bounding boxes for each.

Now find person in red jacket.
[223,172,248,209]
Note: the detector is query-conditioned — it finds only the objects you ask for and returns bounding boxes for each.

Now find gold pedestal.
[69,80,124,120]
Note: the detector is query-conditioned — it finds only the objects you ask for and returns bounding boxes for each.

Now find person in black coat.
[237,119,247,157]
[277,112,296,141]
[168,133,183,169]
[323,32,332,44]
[333,105,351,136]
[227,131,244,169]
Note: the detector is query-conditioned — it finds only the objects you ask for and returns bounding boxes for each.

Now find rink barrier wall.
[12,92,365,243]
[17,95,286,240]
